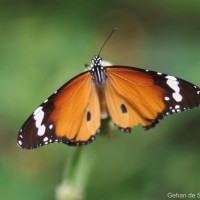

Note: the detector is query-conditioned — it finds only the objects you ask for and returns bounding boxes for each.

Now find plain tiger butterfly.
[17,32,200,149]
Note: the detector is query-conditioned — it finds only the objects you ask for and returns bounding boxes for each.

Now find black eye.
[120,104,127,113]
[86,111,91,121]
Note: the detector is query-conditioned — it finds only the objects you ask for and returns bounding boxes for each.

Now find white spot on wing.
[33,106,46,136]
[166,75,182,102]
[172,93,182,102]
[34,111,44,128]
[165,97,170,101]
[38,125,46,136]
[43,137,48,142]
[18,140,22,145]
[166,75,177,81]
[44,99,48,103]
[33,106,43,115]
[175,105,180,109]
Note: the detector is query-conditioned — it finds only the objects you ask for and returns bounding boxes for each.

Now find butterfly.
[17,54,200,149]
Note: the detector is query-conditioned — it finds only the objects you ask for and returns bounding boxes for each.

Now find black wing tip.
[143,101,200,131]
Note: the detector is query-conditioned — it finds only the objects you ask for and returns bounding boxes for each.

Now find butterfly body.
[90,56,107,85]
[17,55,200,149]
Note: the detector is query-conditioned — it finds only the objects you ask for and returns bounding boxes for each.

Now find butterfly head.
[92,55,102,66]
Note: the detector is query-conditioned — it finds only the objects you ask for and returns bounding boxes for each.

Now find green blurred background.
[1,0,200,200]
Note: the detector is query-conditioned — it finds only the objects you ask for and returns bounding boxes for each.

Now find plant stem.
[55,147,94,200]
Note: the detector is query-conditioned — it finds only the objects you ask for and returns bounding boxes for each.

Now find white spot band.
[33,106,46,136]
[166,75,182,102]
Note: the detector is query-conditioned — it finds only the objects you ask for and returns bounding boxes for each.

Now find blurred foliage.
[1,0,200,200]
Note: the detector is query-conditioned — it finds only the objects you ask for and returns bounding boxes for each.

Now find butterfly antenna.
[98,27,118,56]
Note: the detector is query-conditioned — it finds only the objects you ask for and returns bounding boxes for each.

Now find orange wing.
[104,67,200,131]
[17,71,100,149]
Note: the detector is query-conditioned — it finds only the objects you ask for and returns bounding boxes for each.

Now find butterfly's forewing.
[17,71,100,149]
[105,66,200,131]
